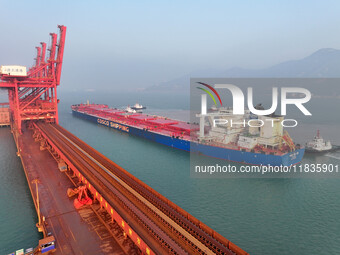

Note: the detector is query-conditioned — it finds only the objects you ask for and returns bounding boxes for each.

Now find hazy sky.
[1,0,340,91]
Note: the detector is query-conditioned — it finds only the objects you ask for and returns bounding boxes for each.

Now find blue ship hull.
[72,110,304,166]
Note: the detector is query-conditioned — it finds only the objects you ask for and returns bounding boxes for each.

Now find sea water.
[0,90,339,254]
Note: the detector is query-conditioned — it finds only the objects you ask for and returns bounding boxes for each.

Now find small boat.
[305,130,333,153]
[131,103,146,111]
[125,106,137,113]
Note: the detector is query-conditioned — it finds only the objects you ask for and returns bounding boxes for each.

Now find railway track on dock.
[36,123,246,255]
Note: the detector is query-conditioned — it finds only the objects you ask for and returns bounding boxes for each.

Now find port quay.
[0,26,249,255]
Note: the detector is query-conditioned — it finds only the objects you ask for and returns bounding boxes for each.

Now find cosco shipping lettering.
[97,118,130,132]
[72,103,305,166]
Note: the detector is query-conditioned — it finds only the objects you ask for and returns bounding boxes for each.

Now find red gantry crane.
[0,25,66,134]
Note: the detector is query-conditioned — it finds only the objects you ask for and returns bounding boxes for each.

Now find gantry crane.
[0,25,66,134]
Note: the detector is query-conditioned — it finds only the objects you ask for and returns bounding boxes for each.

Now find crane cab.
[0,65,27,77]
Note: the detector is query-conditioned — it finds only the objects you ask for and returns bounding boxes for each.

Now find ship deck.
[73,104,194,141]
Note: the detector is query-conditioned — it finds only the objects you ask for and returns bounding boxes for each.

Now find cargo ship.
[71,103,304,166]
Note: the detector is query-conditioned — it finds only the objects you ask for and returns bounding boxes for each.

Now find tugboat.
[306,130,332,153]
[131,103,146,111]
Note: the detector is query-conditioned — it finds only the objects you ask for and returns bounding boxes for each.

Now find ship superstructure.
[197,107,297,154]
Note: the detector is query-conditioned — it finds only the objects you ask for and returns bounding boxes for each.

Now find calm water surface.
[0,90,339,254]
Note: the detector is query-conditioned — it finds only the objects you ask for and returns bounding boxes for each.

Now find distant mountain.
[233,48,340,77]
[146,48,340,93]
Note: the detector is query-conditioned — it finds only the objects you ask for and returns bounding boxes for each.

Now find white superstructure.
[125,106,137,113]
[133,103,144,109]
[196,105,290,150]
